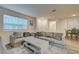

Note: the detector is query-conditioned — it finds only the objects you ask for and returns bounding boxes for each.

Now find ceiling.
[0,4,79,19]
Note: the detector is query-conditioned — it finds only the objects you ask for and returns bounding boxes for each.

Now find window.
[3,15,28,31]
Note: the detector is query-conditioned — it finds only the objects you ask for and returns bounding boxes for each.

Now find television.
[3,15,28,31]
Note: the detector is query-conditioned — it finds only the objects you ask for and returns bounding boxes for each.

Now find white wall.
[36,16,79,32]
[36,17,48,32]
[56,19,67,33]
[56,17,79,33]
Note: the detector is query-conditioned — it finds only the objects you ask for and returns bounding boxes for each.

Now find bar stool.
[65,30,72,40]
[71,30,77,40]
[76,32,79,40]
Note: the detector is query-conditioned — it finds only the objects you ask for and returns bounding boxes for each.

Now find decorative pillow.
[13,32,23,38]
[45,32,50,37]
[36,32,43,36]
[23,32,32,37]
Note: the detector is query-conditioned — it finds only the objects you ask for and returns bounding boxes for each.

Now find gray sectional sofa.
[36,32,63,40]
[35,32,65,47]
[9,32,65,49]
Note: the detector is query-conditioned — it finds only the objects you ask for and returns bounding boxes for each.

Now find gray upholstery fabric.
[13,32,23,38]
[0,36,29,54]
[45,32,50,37]
[41,32,46,37]
[10,32,23,47]
[23,32,32,37]
[40,32,63,40]
[38,36,65,46]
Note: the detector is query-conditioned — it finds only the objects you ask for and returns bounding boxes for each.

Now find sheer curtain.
[0,36,8,54]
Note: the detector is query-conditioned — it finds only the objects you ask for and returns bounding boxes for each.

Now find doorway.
[49,21,56,32]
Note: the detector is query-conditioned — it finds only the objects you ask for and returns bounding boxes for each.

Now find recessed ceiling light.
[72,14,76,17]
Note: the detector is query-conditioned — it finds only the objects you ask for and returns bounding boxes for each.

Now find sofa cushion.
[53,39,65,46]
[37,36,65,46]
[13,32,23,38]
[36,32,43,36]
[45,32,51,37]
[53,33,63,40]
[23,32,32,37]
[41,32,46,37]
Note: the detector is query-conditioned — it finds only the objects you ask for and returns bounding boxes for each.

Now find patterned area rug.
[8,46,30,54]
